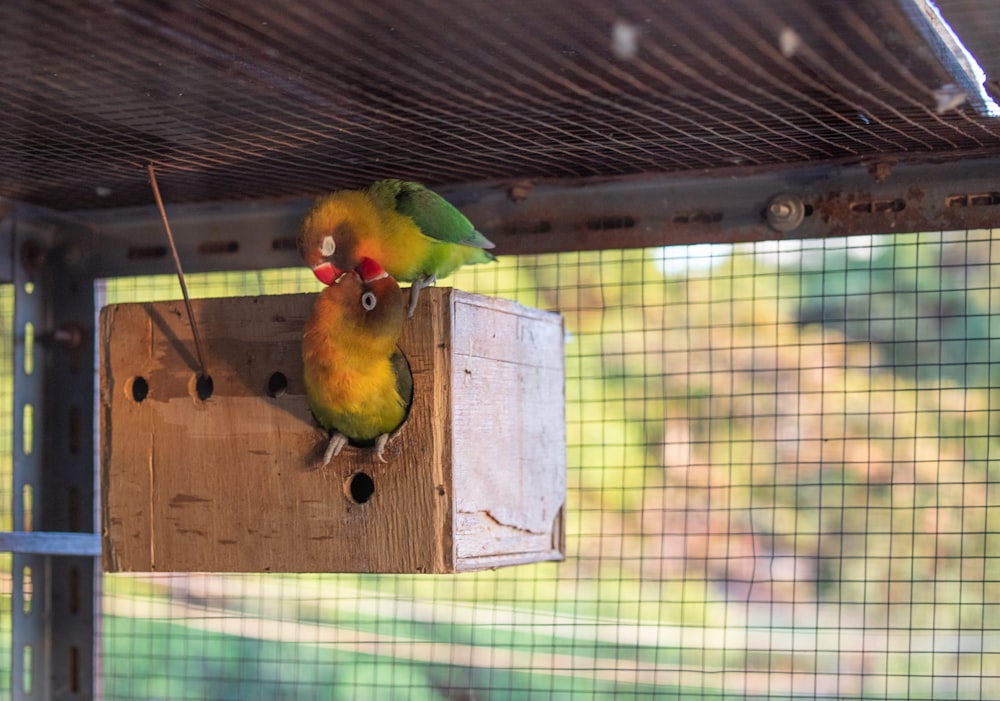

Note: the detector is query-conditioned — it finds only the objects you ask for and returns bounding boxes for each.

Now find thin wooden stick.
[147,163,209,378]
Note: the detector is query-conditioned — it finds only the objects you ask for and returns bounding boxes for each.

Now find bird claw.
[322,432,392,465]
[374,433,389,463]
[407,275,436,318]
[321,432,349,466]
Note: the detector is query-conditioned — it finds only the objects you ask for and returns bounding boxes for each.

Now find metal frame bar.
[0,533,100,556]
[75,156,1000,277]
[6,205,97,700]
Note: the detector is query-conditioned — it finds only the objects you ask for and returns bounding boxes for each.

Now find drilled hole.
[804,204,814,216]
[971,193,1000,206]
[585,215,636,230]
[672,210,722,225]
[850,198,905,213]
[129,376,149,403]
[23,645,32,694]
[267,372,288,397]
[197,240,239,255]
[22,484,32,532]
[22,403,33,457]
[195,374,214,400]
[23,322,34,376]
[127,245,167,260]
[502,220,551,236]
[69,646,79,693]
[346,472,375,504]
[20,240,46,274]
[271,236,298,251]
[22,566,32,614]
[946,192,1000,207]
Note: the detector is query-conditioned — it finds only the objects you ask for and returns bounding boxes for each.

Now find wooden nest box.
[100,288,566,573]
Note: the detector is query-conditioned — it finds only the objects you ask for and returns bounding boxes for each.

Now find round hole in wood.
[195,374,213,401]
[346,472,375,504]
[267,371,288,397]
[129,376,149,403]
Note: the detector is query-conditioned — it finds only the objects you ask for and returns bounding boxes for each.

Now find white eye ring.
[361,291,377,311]
[320,235,336,257]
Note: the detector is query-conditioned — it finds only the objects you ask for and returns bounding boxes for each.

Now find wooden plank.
[449,293,566,570]
[101,288,565,573]
[102,292,445,573]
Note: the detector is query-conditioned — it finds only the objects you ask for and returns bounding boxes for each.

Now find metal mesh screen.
[5,3,1000,695]
[93,234,1000,699]
[3,0,1000,211]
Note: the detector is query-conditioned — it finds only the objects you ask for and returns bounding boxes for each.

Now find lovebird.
[298,179,496,315]
[302,257,414,465]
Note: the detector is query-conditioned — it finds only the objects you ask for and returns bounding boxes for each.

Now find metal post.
[8,206,98,700]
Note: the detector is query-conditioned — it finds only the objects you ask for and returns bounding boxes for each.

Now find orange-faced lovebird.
[302,257,414,465]
[298,179,496,316]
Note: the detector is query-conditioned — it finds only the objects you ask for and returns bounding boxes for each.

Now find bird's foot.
[374,433,390,463]
[322,432,349,466]
[407,275,437,318]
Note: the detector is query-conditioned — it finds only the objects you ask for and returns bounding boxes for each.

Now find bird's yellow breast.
[303,351,407,442]
[302,294,408,441]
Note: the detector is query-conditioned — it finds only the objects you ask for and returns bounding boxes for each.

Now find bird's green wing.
[370,179,495,249]
[391,348,414,420]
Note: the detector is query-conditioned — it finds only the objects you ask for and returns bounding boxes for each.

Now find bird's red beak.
[357,257,388,283]
[312,261,341,286]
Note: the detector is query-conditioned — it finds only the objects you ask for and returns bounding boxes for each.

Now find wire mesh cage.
[85,235,1000,699]
[3,0,1000,211]
[3,0,1000,699]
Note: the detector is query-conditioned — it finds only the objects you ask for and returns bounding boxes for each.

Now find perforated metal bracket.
[453,157,1000,254]
[75,156,1000,276]
[7,204,98,700]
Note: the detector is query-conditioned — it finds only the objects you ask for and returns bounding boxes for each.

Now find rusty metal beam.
[457,157,1000,255]
[71,155,1000,277]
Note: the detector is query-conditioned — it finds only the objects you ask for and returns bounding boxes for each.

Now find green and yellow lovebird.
[298,179,496,315]
[302,257,413,465]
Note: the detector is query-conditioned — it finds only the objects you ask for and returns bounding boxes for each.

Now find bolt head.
[766,194,805,232]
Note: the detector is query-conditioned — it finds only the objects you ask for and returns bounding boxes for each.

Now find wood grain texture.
[101,288,565,573]
[449,293,567,570]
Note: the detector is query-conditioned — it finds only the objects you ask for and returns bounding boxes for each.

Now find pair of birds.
[299,179,495,465]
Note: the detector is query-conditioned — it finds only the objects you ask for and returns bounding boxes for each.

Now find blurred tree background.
[492,229,1000,695]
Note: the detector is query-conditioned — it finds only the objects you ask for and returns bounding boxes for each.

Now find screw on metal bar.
[766,193,806,232]
[506,180,534,202]
[19,240,47,275]
[147,163,210,381]
[38,324,84,349]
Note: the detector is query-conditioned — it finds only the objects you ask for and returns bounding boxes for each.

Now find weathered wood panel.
[101,288,565,573]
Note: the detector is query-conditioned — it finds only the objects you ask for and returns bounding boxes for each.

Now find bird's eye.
[320,235,336,257]
[361,291,377,311]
